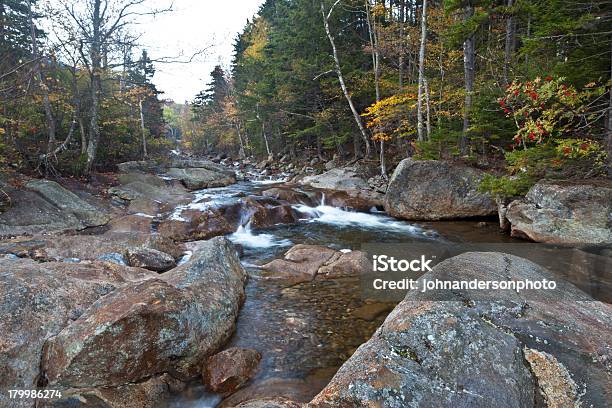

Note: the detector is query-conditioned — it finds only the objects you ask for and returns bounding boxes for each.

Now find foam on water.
[293,204,429,235]
[229,223,293,249]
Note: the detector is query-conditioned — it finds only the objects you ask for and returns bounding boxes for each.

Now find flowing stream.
[165,177,609,407]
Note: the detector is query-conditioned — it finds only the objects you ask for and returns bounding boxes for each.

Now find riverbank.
[0,156,610,407]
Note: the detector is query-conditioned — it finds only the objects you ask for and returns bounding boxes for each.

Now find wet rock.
[235,398,303,408]
[351,302,394,321]
[261,245,338,284]
[261,245,368,284]
[262,187,312,205]
[384,158,497,220]
[158,209,235,241]
[126,247,176,272]
[317,250,369,278]
[166,167,236,190]
[219,378,314,408]
[312,252,611,408]
[0,259,156,408]
[224,197,298,229]
[299,167,384,209]
[203,347,262,396]
[41,237,246,388]
[0,179,110,236]
[506,181,612,244]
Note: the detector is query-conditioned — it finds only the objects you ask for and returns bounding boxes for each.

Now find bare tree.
[27,0,56,156]
[416,0,428,142]
[59,0,171,174]
[321,0,371,159]
[460,0,475,154]
[365,0,385,176]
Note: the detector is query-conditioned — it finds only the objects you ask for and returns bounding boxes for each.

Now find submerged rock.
[506,180,612,244]
[203,347,262,396]
[311,252,611,408]
[384,158,497,220]
[261,245,368,284]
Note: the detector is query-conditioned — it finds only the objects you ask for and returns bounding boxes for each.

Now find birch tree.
[321,0,371,159]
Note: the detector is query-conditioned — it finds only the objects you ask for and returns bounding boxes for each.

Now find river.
[164,176,610,407]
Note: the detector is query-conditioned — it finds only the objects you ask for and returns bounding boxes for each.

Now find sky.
[136,0,265,102]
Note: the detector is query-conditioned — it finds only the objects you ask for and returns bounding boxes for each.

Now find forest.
[2,0,611,190]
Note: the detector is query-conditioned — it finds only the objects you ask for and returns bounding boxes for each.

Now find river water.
[165,178,610,407]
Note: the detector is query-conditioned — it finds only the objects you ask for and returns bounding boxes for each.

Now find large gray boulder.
[109,172,192,213]
[311,252,611,408]
[41,237,246,388]
[0,179,110,236]
[166,167,237,190]
[0,259,156,408]
[506,181,612,244]
[384,159,497,220]
[300,167,383,208]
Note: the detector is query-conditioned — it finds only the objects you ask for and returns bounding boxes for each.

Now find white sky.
[131,0,264,102]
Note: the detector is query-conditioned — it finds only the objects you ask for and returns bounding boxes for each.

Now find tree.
[321,0,371,159]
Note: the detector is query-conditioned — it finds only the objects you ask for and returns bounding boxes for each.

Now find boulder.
[116,160,161,173]
[158,209,235,242]
[506,181,612,244]
[41,237,246,389]
[384,159,497,220]
[0,179,110,236]
[126,247,176,272]
[203,347,262,396]
[110,172,192,211]
[261,245,367,284]
[262,187,313,205]
[261,245,338,284]
[223,197,298,230]
[40,373,184,408]
[300,167,384,209]
[0,259,156,408]
[301,168,369,191]
[219,378,315,408]
[166,167,236,190]
[311,252,611,408]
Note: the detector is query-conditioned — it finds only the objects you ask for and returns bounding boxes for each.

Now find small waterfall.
[229,221,292,249]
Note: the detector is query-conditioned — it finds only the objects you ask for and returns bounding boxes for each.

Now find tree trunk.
[398,0,405,90]
[28,0,56,156]
[321,0,371,159]
[460,1,475,154]
[366,0,385,176]
[416,0,428,142]
[424,76,431,140]
[139,98,147,159]
[85,0,102,175]
[607,37,612,178]
[503,0,514,85]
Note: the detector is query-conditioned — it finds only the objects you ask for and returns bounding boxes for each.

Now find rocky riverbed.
[0,156,610,408]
